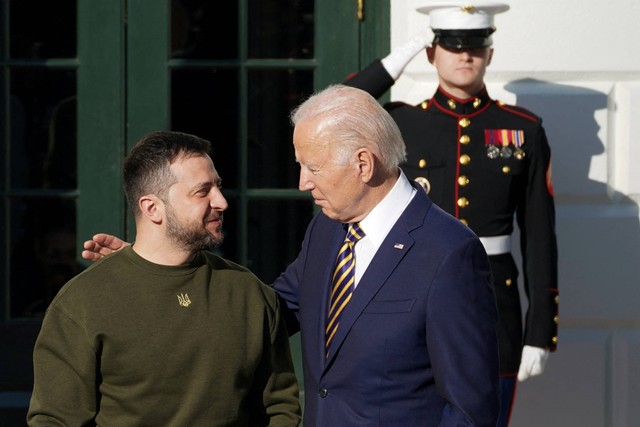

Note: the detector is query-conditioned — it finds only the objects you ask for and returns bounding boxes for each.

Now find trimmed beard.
[165,203,224,252]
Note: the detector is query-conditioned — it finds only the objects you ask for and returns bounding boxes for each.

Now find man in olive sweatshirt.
[27,131,300,426]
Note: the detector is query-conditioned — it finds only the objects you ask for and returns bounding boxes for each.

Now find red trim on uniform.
[469,101,492,116]
[500,372,518,427]
[496,103,538,123]
[432,98,491,118]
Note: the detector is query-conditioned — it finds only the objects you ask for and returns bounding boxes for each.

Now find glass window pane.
[170,0,238,59]
[247,199,314,284]
[10,68,77,189]
[247,69,313,188]
[9,0,77,59]
[10,198,81,318]
[171,68,239,188]
[248,0,314,59]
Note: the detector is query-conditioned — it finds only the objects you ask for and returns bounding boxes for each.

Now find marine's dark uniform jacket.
[345,59,559,374]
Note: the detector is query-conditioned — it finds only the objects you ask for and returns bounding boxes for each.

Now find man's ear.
[139,194,164,224]
[356,148,376,183]
[487,47,494,66]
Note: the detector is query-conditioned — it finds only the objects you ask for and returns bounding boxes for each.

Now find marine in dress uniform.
[345,3,559,426]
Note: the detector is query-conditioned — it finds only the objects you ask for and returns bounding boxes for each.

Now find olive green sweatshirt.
[28,246,300,426]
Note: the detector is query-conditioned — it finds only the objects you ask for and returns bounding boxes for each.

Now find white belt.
[479,235,511,256]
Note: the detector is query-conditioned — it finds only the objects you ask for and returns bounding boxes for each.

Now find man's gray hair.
[290,85,406,172]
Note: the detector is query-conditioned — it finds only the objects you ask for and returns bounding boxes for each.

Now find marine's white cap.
[417,2,510,30]
[416,2,510,49]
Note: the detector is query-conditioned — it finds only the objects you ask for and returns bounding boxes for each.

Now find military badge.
[484,129,525,160]
[414,177,431,194]
[486,145,500,159]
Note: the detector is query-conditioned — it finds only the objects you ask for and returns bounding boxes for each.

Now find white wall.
[389,1,640,426]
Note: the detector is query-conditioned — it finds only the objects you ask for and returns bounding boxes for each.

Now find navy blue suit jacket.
[274,182,500,426]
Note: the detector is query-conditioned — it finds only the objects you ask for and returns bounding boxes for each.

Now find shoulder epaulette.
[415,99,432,110]
[495,100,541,123]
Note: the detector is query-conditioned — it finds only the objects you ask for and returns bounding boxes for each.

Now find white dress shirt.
[353,171,416,287]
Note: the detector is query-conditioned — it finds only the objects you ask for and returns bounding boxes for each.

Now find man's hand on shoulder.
[81,233,130,262]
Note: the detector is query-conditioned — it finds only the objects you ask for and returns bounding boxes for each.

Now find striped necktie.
[325,222,365,357]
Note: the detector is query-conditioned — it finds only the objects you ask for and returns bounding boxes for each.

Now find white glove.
[380,32,431,80]
[517,345,550,382]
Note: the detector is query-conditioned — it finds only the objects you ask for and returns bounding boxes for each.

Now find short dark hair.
[123,131,212,217]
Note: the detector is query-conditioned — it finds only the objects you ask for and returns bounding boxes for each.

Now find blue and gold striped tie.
[326,222,365,357]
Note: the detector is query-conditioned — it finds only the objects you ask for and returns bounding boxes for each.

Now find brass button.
[460,135,471,145]
[554,315,559,324]
[421,101,428,110]
[457,197,469,208]
[459,154,471,165]
[459,218,468,226]
[418,159,427,168]
[448,99,456,109]
[552,336,559,344]
[458,175,469,186]
[502,166,510,174]
[459,118,471,128]
[554,295,560,304]
[505,278,512,287]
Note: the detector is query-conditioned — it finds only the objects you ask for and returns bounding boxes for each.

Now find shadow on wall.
[505,78,640,426]
[505,78,640,321]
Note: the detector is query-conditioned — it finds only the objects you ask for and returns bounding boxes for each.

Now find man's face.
[164,154,228,251]
[427,44,493,97]
[293,120,365,223]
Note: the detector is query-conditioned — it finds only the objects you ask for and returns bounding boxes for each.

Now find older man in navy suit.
[82,85,499,426]
[275,84,499,426]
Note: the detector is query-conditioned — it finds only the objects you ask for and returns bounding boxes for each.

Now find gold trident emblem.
[177,293,191,307]
[460,5,476,13]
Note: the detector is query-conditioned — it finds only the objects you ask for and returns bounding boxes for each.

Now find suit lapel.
[322,184,431,371]
[310,222,347,374]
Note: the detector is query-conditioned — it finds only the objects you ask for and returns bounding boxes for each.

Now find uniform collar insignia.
[433,86,492,116]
